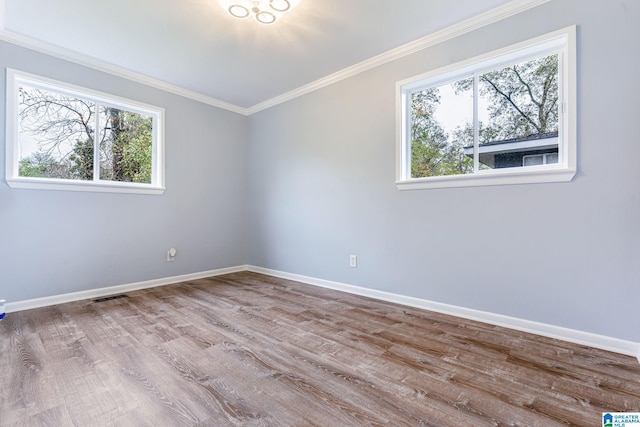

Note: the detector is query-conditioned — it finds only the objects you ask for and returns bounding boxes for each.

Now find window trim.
[5,69,165,195]
[395,26,576,190]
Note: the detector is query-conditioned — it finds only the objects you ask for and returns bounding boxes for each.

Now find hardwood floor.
[1,271,639,426]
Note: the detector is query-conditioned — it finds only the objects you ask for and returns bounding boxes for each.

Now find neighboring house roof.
[463,131,559,168]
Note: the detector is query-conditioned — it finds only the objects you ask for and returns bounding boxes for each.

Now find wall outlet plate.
[349,255,357,268]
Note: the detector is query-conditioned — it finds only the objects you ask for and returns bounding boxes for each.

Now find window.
[5,69,165,194]
[523,153,558,167]
[396,26,576,190]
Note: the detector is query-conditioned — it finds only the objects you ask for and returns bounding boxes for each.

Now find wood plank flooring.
[1,271,639,426]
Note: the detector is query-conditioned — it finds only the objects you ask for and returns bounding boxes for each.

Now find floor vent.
[93,294,129,303]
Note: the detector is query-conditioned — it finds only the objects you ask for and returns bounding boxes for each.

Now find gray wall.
[247,0,640,341]
[0,41,248,302]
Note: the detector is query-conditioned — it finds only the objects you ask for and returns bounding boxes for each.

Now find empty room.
[1,0,639,425]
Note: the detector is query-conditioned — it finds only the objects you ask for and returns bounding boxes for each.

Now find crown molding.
[0,28,250,116]
[247,0,551,114]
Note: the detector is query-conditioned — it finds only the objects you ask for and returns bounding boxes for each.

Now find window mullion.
[473,73,479,173]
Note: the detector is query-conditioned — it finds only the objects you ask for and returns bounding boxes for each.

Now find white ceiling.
[1,0,521,110]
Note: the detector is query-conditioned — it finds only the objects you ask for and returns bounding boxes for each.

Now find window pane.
[523,155,543,166]
[17,85,95,180]
[545,153,558,164]
[99,107,153,184]
[410,78,473,178]
[478,53,559,170]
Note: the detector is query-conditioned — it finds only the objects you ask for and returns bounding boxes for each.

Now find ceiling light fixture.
[227,0,291,24]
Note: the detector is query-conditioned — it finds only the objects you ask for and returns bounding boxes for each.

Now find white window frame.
[396,26,576,190]
[5,69,165,195]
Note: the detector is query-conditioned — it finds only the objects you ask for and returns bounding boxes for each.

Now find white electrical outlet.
[167,248,177,262]
[349,255,357,268]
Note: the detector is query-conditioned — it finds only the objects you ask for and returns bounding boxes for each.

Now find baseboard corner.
[7,264,248,313]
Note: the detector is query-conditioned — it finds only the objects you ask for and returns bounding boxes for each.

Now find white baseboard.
[6,265,248,313]
[6,264,639,362]
[248,266,640,362]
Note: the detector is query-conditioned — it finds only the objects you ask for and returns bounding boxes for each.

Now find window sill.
[6,177,165,195]
[396,166,576,190]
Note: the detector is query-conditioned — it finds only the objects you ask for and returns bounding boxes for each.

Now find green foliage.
[411,53,558,177]
[19,151,69,178]
[454,54,558,141]
[101,109,153,183]
[69,139,94,180]
[410,87,473,178]
[411,139,473,177]
[19,140,94,181]
[483,54,558,139]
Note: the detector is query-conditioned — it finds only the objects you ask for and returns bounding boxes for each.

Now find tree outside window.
[17,85,154,184]
[410,53,559,178]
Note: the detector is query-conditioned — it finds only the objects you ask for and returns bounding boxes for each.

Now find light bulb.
[270,0,290,12]
[255,10,276,24]
[228,4,250,18]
